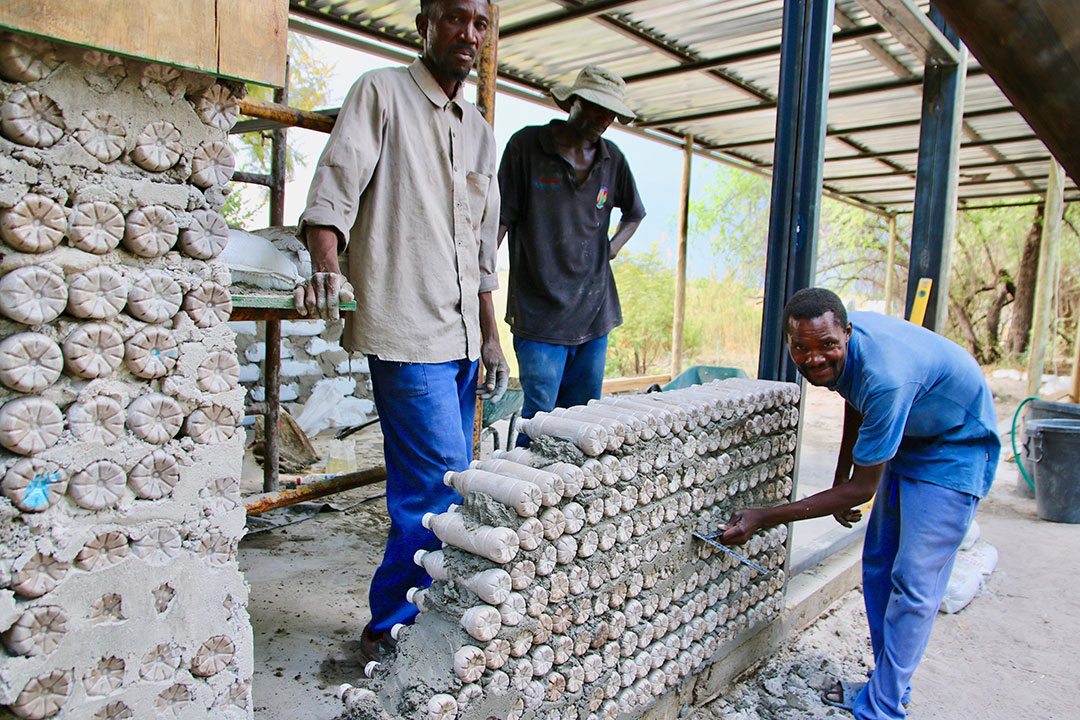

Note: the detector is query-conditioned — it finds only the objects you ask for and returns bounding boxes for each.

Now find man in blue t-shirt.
[497,66,645,444]
[721,287,999,720]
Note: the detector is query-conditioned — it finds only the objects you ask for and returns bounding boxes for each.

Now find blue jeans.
[513,334,608,447]
[366,356,477,633]
[854,471,979,720]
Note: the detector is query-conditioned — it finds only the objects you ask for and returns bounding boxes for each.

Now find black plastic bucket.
[1017,400,1080,498]
[1026,418,1080,523]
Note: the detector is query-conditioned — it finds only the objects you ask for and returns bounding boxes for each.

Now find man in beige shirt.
[294,0,507,664]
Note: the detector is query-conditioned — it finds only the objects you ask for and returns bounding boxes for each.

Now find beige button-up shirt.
[300,59,499,363]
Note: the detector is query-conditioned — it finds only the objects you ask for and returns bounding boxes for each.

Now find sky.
[240,31,736,278]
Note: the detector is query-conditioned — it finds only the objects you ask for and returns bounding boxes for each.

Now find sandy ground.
[238,377,1080,719]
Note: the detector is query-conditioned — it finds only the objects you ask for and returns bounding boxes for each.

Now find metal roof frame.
[283,0,1076,213]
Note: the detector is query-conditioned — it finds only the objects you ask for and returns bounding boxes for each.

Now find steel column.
[758,0,835,383]
[904,10,966,330]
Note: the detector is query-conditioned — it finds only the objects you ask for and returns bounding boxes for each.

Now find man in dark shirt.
[497,65,645,442]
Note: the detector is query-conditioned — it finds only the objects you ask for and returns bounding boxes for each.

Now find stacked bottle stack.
[342,378,799,720]
[0,32,251,719]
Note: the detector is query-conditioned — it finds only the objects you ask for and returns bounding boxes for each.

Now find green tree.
[608,245,677,376]
[684,162,1080,370]
[683,271,760,373]
[225,33,334,226]
[689,167,772,286]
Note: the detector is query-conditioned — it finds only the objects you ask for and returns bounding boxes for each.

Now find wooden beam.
[238,97,336,133]
[246,466,387,515]
[475,4,499,125]
[500,0,641,39]
[1070,311,1080,404]
[1026,157,1066,398]
[474,6,499,459]
[884,214,898,316]
[855,0,959,65]
[602,375,671,394]
[0,0,286,86]
[671,137,692,379]
[932,0,1080,187]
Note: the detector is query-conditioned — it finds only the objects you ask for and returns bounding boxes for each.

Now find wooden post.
[475,4,499,126]
[474,6,499,457]
[1026,157,1065,398]
[884,213,897,316]
[1070,311,1080,403]
[671,136,692,379]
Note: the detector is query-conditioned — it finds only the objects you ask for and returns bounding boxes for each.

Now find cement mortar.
[0,32,252,719]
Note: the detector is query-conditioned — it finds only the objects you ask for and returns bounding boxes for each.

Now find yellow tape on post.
[908,278,933,327]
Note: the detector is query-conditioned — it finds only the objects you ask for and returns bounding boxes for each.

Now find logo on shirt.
[596,187,609,209]
[533,178,562,190]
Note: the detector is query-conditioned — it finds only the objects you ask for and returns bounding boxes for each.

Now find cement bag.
[960,519,980,551]
[940,561,982,614]
[295,377,357,436]
[956,539,999,578]
[221,229,302,290]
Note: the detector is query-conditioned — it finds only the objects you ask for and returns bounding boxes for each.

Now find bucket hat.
[551,65,635,124]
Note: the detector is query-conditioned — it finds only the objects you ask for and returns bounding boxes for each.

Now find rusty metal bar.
[500,0,640,39]
[636,69,986,130]
[714,104,1015,152]
[269,64,288,227]
[260,62,290,495]
[237,96,336,134]
[1070,312,1080,404]
[623,24,885,85]
[263,319,282,493]
[233,170,274,186]
[246,466,388,516]
[856,0,959,66]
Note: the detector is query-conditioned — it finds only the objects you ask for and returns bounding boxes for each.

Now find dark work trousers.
[513,334,608,447]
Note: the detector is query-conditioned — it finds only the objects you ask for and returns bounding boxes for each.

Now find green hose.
[1011,396,1041,491]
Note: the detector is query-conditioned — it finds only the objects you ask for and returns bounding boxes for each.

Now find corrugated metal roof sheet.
[289,0,1078,212]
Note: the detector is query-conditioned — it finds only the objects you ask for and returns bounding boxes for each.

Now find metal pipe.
[624,24,885,86]
[671,136,691,379]
[232,170,274,187]
[500,0,639,39]
[237,96,336,134]
[637,69,985,130]
[269,59,289,227]
[264,319,282,493]
[246,466,388,515]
